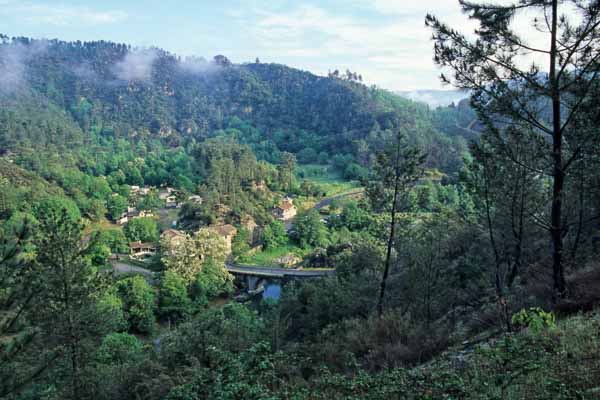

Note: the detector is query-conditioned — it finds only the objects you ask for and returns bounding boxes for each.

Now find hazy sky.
[0,0,481,91]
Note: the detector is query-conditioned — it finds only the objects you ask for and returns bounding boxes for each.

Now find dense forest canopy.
[0,36,471,178]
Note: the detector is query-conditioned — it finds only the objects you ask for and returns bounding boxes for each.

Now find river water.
[262,283,281,300]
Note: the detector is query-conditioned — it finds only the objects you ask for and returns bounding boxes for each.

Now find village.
[118,183,299,267]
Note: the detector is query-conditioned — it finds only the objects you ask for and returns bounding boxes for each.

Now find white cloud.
[0,1,127,26]
[248,1,579,91]
[366,0,460,15]
[251,4,456,90]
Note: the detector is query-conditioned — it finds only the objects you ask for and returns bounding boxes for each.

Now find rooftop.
[209,224,237,237]
[129,241,157,250]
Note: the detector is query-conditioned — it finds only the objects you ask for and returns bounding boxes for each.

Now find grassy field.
[296,164,360,197]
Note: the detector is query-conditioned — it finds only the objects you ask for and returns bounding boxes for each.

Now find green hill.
[0,37,470,177]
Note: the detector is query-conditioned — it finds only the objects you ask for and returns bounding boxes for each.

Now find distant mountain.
[397,90,469,108]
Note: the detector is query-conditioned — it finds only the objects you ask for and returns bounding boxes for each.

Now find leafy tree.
[137,190,163,211]
[297,147,318,163]
[0,217,43,397]
[194,228,229,265]
[96,289,128,333]
[191,258,234,304]
[34,195,81,223]
[292,210,329,249]
[277,152,296,192]
[160,232,203,284]
[262,220,288,249]
[232,227,250,257]
[158,270,192,323]
[107,194,128,221]
[92,228,129,254]
[161,229,228,284]
[115,276,155,334]
[123,217,159,243]
[336,201,373,231]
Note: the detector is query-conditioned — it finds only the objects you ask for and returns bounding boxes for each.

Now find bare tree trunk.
[549,0,567,300]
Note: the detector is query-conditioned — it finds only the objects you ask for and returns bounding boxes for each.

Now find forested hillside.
[0,36,468,179]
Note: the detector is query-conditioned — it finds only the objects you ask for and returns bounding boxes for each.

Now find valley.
[1,1,600,397]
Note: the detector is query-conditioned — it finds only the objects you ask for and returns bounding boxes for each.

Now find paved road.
[110,260,154,277]
[226,264,335,278]
[314,188,364,210]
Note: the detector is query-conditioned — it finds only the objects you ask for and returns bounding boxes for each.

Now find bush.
[96,332,145,365]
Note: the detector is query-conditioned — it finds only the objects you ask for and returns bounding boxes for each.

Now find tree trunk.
[377,181,398,317]
[549,0,567,300]
[377,138,402,317]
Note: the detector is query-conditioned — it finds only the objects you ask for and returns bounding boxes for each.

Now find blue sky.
[0,0,475,91]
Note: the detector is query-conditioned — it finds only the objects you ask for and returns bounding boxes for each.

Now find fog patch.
[112,48,158,82]
[71,62,99,82]
[0,40,48,94]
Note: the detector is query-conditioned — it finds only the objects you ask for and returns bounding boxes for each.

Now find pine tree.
[367,130,425,316]
[426,0,600,300]
[33,207,109,399]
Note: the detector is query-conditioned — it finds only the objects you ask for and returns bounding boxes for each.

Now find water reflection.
[262,283,281,300]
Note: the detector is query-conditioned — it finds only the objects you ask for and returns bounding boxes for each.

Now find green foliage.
[262,220,288,249]
[123,217,159,243]
[95,333,145,365]
[106,194,128,221]
[137,191,163,211]
[161,303,265,366]
[333,201,374,231]
[32,206,111,399]
[96,289,128,333]
[115,276,156,334]
[191,258,234,304]
[512,308,556,334]
[34,195,81,223]
[292,210,329,249]
[92,228,129,254]
[2,33,600,400]
[158,270,192,323]
[231,227,250,258]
